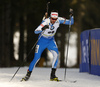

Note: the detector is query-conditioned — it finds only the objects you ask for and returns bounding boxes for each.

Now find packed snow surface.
[0,67,100,87]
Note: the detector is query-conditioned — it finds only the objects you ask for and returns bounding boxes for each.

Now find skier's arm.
[34,20,49,34]
[58,16,74,25]
[59,8,74,25]
[34,12,49,34]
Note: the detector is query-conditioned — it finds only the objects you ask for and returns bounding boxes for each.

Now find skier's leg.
[21,45,45,81]
[50,50,59,81]
[47,39,59,81]
[28,37,49,71]
[21,37,47,81]
[50,50,59,69]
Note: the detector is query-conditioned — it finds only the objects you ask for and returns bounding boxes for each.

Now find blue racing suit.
[29,16,74,71]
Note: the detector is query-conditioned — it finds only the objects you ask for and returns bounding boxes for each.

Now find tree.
[0,1,11,67]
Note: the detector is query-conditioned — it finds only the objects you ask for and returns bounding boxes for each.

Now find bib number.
[48,31,54,34]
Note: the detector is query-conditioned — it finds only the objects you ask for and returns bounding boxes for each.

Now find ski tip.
[20,80,23,82]
[66,80,77,83]
[20,79,25,82]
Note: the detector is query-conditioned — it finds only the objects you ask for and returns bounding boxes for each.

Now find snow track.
[0,67,100,87]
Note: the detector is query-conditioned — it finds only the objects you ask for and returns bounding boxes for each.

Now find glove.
[42,25,49,30]
[69,8,73,17]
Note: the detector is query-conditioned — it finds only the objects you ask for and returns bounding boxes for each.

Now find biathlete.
[21,9,74,81]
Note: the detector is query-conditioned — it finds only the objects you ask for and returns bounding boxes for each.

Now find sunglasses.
[51,18,58,20]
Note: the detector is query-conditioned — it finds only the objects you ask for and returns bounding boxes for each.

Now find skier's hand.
[69,8,73,17]
[42,25,49,30]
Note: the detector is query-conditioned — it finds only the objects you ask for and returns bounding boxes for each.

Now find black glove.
[69,8,73,17]
[42,25,49,30]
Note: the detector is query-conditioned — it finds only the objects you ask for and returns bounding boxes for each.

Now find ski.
[60,80,77,83]
[20,79,25,82]
[50,79,77,83]
[50,79,62,82]
[65,80,77,83]
[20,78,29,82]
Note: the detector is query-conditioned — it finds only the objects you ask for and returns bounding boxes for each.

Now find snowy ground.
[0,67,100,87]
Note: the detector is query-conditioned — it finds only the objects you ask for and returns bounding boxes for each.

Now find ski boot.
[21,69,32,81]
[50,68,60,82]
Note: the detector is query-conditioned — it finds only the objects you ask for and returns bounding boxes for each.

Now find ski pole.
[9,31,44,82]
[64,9,73,81]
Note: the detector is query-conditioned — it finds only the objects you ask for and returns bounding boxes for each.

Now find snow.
[0,67,100,87]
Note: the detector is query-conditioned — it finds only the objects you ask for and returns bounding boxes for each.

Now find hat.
[50,12,58,18]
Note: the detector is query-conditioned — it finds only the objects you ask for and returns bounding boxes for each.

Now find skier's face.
[50,17,57,24]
